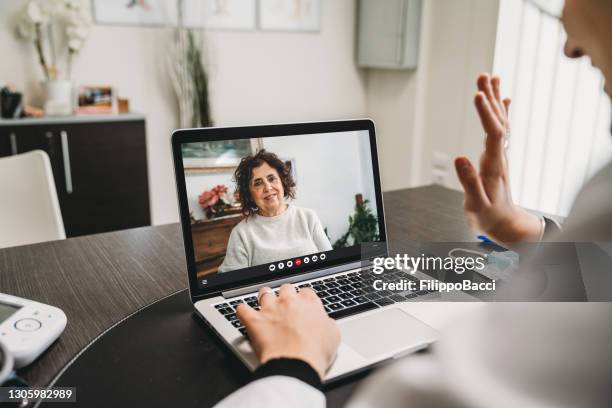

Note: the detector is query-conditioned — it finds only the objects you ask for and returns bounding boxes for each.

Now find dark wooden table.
[0,185,473,404]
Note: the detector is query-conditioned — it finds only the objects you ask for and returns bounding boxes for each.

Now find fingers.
[475,92,502,134]
[278,283,297,301]
[298,287,325,311]
[503,98,511,116]
[491,75,502,103]
[454,157,490,209]
[298,287,320,302]
[477,74,504,121]
[236,303,260,327]
[258,286,277,310]
[492,76,511,122]
[475,93,505,155]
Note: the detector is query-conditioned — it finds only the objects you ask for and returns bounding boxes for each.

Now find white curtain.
[493,0,612,216]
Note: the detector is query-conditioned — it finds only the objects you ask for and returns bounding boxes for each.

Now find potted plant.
[333,194,380,249]
[167,0,213,128]
[15,0,91,116]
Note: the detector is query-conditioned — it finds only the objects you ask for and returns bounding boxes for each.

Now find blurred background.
[0,0,610,247]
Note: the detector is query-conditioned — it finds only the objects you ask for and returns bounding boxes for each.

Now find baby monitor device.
[0,293,67,368]
[0,339,13,384]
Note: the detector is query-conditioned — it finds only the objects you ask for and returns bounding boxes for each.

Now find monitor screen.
[0,301,20,324]
[175,124,386,295]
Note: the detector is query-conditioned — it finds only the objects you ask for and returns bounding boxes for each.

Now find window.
[494,0,611,216]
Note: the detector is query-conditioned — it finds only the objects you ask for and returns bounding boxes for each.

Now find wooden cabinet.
[357,0,422,69]
[0,115,150,237]
[192,215,244,277]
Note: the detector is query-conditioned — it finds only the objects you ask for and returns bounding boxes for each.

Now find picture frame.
[258,0,321,32]
[92,0,177,27]
[92,0,322,32]
[76,85,115,114]
[180,0,257,30]
[182,138,263,173]
[92,0,257,30]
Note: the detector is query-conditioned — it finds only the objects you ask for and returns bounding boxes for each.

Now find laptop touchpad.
[339,308,439,359]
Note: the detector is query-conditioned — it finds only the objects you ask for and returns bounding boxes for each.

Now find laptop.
[171,119,479,383]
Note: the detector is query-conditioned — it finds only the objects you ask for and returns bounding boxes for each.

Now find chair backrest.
[0,150,66,248]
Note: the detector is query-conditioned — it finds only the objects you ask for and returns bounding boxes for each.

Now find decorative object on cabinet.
[76,85,114,114]
[357,0,422,69]
[1,86,24,119]
[15,0,92,115]
[198,184,241,220]
[1,85,45,119]
[117,97,130,113]
[258,0,321,32]
[0,114,150,237]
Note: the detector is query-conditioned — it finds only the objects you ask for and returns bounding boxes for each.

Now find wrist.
[254,358,323,390]
[510,208,544,242]
[260,350,326,380]
[487,207,543,244]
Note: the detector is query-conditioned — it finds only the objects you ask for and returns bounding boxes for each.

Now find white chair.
[0,150,66,248]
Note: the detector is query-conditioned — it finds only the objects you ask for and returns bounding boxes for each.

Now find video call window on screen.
[182,131,380,280]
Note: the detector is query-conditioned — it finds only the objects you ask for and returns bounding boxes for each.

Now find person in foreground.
[218,149,332,273]
[215,0,612,406]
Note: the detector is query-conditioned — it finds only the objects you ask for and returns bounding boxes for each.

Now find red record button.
[295,259,302,266]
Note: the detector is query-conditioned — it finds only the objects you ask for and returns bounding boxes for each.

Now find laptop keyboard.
[214,267,436,337]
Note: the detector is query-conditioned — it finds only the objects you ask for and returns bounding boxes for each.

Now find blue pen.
[477,235,493,243]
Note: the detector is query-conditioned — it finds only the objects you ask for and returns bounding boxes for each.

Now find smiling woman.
[218,150,332,273]
[234,150,296,218]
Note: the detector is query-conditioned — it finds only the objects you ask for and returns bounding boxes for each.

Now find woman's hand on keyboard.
[236,283,340,380]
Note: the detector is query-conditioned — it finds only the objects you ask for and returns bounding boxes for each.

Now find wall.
[366,0,500,191]
[184,131,377,243]
[1,0,504,225]
[0,0,368,225]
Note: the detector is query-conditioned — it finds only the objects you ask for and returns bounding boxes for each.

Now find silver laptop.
[171,119,479,383]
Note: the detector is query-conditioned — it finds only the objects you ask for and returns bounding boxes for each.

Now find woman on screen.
[218,150,332,273]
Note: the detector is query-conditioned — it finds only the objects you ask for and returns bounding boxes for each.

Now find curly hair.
[234,149,296,217]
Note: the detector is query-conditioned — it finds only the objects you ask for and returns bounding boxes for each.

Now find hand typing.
[236,284,341,380]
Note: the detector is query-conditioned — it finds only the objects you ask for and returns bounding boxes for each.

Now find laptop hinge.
[221,260,370,299]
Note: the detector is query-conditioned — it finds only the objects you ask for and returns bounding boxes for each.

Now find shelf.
[0,113,145,126]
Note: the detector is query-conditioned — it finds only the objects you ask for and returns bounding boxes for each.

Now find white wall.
[0,0,367,225]
[366,0,500,191]
[184,131,377,243]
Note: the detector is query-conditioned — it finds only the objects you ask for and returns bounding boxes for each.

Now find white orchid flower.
[16,16,36,40]
[66,25,88,40]
[67,38,83,52]
[25,1,48,24]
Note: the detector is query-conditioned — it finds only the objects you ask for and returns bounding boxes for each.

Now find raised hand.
[454,73,543,245]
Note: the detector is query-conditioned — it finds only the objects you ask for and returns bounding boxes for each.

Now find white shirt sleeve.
[347,354,461,408]
[214,376,325,408]
[347,303,612,408]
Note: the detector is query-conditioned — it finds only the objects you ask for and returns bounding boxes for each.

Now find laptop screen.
[173,121,387,297]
